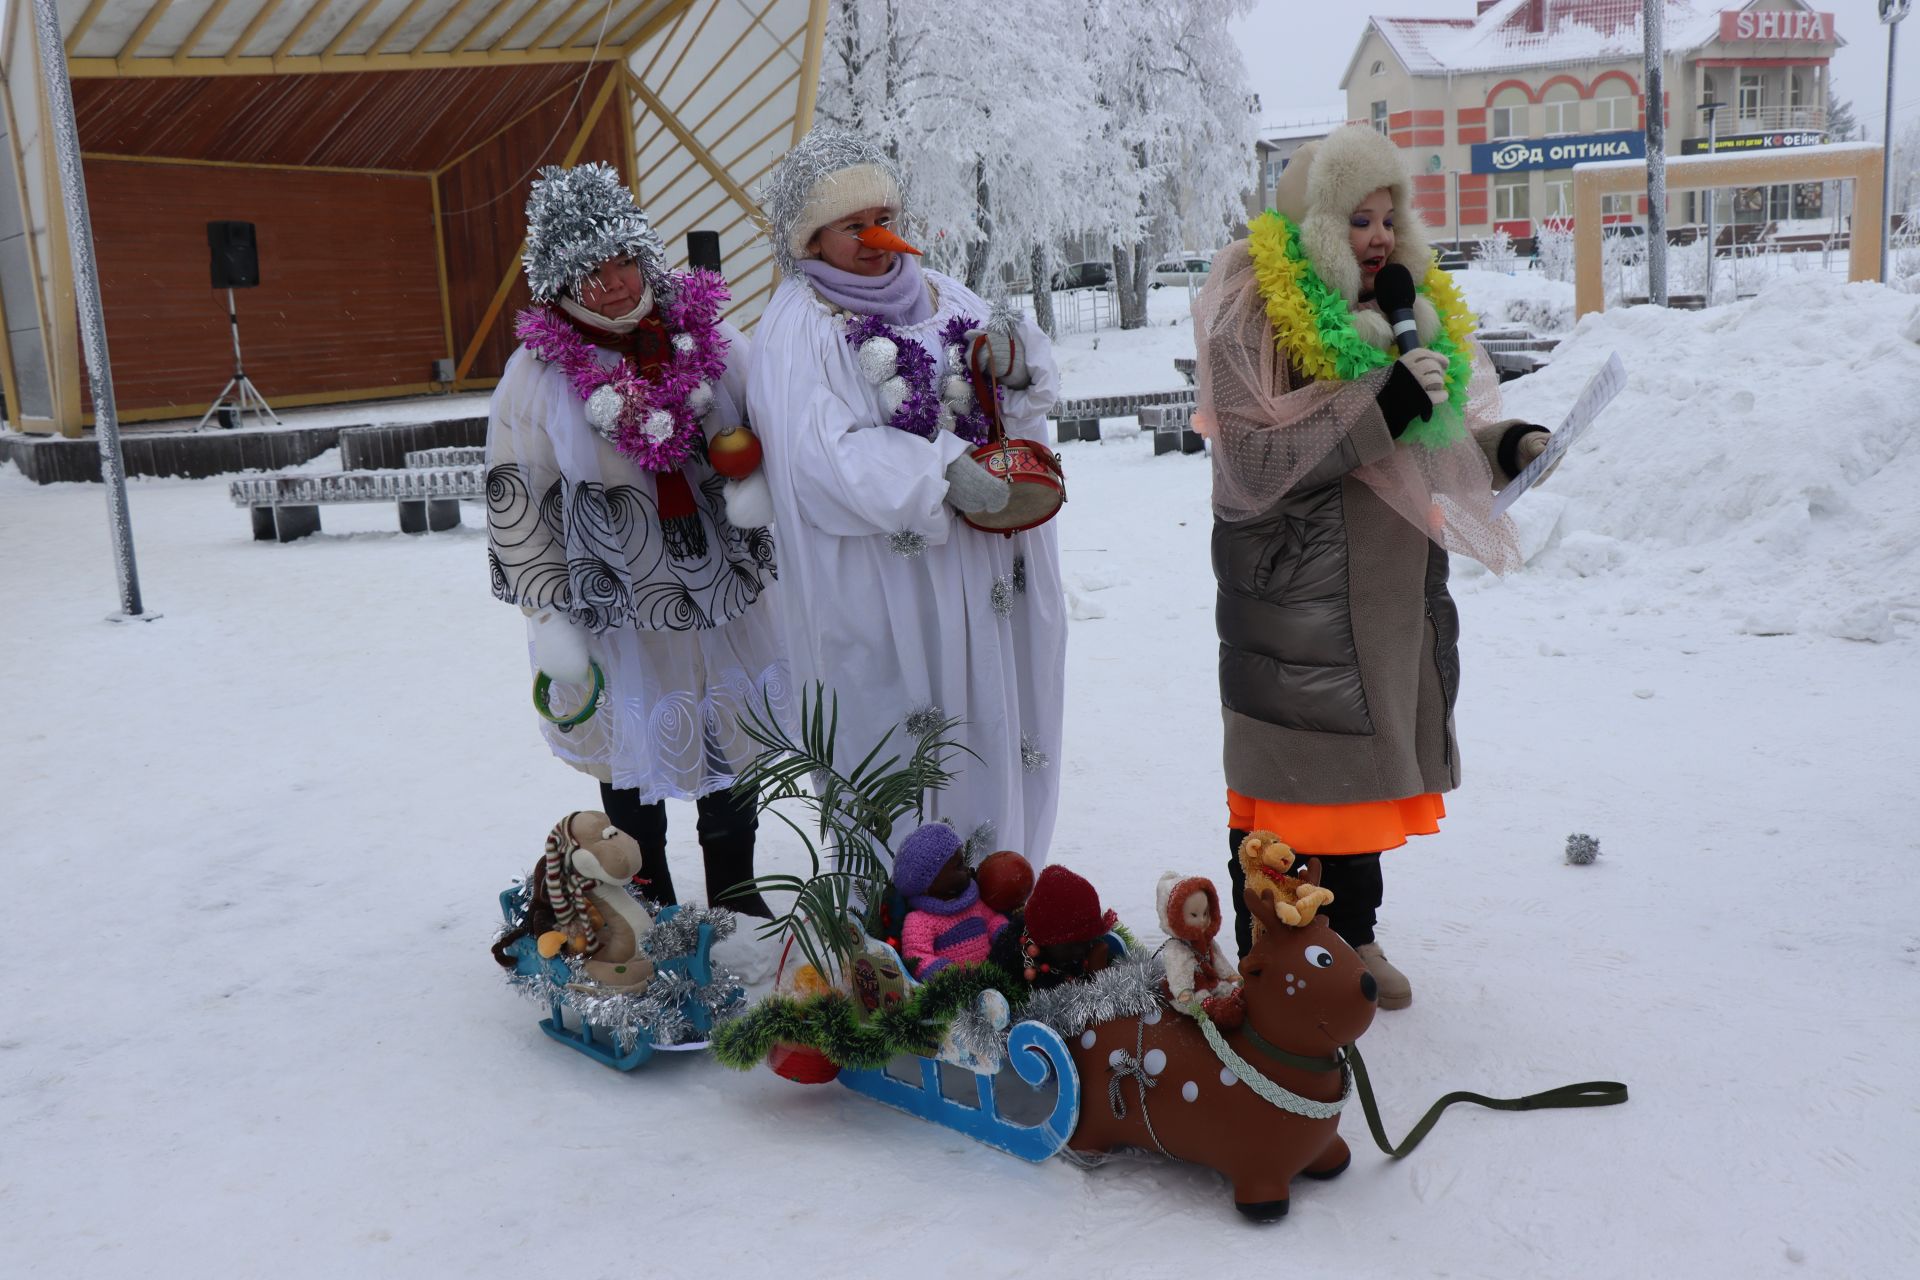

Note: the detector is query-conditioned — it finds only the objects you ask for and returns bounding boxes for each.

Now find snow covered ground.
[4,274,1919,1278]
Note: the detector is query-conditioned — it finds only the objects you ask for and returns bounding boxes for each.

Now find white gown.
[485,320,789,801]
[746,271,1066,863]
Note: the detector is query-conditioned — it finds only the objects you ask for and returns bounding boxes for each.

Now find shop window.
[1372,100,1389,135]
[1543,174,1572,219]
[1491,86,1529,139]
[1542,84,1580,135]
[1595,88,1634,131]
[1739,72,1763,121]
[1602,192,1634,218]
[1494,172,1531,221]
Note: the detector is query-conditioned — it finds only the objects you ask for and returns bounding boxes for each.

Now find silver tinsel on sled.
[1019,952,1167,1039]
[522,162,668,304]
[760,127,909,274]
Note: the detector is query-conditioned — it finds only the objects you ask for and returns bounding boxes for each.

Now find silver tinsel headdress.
[522,162,669,304]
[761,127,909,275]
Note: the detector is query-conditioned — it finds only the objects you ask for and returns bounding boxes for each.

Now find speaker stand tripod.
[195,288,281,431]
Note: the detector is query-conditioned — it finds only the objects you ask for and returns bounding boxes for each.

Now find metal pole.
[31,0,144,618]
[1450,169,1460,256]
[1703,102,1722,302]
[1882,19,1902,281]
[1644,0,1668,305]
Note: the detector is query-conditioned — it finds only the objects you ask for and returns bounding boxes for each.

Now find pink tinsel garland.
[512,269,732,473]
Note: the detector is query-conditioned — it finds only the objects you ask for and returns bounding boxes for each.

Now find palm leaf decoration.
[721,682,975,984]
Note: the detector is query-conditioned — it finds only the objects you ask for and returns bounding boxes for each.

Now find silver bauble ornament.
[880,375,911,415]
[685,383,715,419]
[858,337,900,385]
[642,409,676,443]
[942,375,974,410]
[945,344,965,369]
[586,384,625,432]
[672,332,697,355]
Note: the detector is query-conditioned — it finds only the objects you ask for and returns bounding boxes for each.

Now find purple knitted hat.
[892,822,963,897]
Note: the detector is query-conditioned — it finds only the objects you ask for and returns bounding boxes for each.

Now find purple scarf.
[797,255,934,326]
[908,879,981,916]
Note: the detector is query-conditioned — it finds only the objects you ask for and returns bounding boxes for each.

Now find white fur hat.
[762,128,906,273]
[1271,125,1434,307]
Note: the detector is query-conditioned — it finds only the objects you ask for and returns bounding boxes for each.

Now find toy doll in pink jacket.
[893,822,1009,979]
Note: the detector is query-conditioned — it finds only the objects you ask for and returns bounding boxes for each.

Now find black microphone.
[1372,262,1421,356]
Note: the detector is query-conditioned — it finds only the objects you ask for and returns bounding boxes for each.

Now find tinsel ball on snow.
[858,336,900,384]
[642,408,676,443]
[880,375,911,415]
[942,375,974,409]
[585,384,625,431]
[1565,833,1601,866]
[685,382,714,419]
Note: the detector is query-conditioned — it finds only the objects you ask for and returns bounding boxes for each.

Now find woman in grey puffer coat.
[1194,125,1552,1009]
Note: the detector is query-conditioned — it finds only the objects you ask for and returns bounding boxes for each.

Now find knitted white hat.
[762,128,907,273]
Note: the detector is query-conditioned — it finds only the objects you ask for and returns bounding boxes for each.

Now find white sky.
[1234,0,1920,140]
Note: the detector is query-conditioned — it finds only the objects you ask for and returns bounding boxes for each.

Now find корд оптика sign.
[1680,130,1826,154]
[1469,133,1648,174]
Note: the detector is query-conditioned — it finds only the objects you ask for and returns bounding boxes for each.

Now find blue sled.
[833,931,1126,1162]
[497,887,731,1071]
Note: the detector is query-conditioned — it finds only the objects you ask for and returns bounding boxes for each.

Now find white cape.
[485,320,788,800]
[746,271,1067,863]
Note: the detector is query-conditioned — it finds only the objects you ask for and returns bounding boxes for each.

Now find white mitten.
[962,326,1031,389]
[723,470,775,528]
[529,608,592,682]
[943,454,1011,514]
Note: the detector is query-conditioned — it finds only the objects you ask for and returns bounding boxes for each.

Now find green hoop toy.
[532,661,605,728]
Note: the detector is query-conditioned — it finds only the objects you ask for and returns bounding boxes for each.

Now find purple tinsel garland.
[845,312,991,446]
[513,269,731,473]
[937,316,999,446]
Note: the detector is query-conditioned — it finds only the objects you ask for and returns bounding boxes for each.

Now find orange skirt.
[1227,789,1446,856]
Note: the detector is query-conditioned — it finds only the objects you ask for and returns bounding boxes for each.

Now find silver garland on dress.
[760,127,910,275]
[903,703,947,739]
[1019,952,1167,1039]
[1012,554,1027,595]
[1020,734,1051,774]
[522,161,669,304]
[498,893,745,1052]
[990,575,1015,618]
[888,529,930,558]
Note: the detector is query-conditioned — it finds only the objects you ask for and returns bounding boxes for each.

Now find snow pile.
[1493,273,1920,643]
[1457,266,1577,333]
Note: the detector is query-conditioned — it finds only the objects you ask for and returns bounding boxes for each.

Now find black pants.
[600,784,769,916]
[1227,829,1384,955]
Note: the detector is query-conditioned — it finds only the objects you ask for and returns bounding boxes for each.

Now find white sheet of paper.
[1491,351,1626,519]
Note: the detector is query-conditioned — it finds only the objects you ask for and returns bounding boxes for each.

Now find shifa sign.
[1470,133,1646,175]
[1718,10,1836,41]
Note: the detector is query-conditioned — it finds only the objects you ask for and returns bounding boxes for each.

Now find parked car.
[1150,254,1213,288]
[1051,260,1112,291]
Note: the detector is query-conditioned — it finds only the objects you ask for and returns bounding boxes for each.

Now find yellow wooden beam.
[656,0,768,118]
[369,0,435,54]
[90,380,499,426]
[411,0,486,55]
[83,150,430,178]
[619,62,641,197]
[430,173,456,365]
[0,226,19,435]
[608,0,681,51]
[274,0,342,61]
[684,27,799,136]
[0,60,53,421]
[454,66,618,380]
[625,68,759,222]
[117,0,182,68]
[177,0,241,62]
[453,0,523,55]
[562,0,634,49]
[627,0,691,73]
[321,0,387,58]
[66,0,114,54]
[793,0,828,141]
[227,0,291,63]
[720,268,774,323]
[34,70,83,436]
[488,0,560,53]
[529,0,595,49]
[74,47,616,77]
[582,0,667,49]
[433,79,584,175]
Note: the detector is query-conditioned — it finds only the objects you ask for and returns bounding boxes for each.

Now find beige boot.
[1356,943,1412,1010]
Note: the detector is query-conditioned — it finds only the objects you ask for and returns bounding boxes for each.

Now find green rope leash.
[1342,1040,1629,1159]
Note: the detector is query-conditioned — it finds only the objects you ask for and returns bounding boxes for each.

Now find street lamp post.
[1881,1,1911,281]
[1700,99,1725,301]
[1644,0,1668,304]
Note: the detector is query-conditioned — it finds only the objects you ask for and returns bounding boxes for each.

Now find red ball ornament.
[977,850,1035,914]
[706,425,763,479]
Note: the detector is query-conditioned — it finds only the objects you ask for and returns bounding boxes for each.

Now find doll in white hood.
[1156,872,1242,1027]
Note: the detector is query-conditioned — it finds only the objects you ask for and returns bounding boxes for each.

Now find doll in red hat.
[989,865,1117,990]
[1155,872,1244,1029]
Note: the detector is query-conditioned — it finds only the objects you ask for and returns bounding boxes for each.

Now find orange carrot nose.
[857,224,922,256]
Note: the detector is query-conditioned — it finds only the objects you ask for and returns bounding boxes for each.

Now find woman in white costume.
[486,162,787,915]
[747,128,1067,864]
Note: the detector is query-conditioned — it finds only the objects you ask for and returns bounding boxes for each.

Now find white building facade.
[1341,0,1844,246]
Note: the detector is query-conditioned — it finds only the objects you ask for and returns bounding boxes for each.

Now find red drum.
[960,331,1066,537]
[962,437,1065,536]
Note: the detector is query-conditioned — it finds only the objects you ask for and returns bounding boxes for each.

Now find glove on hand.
[723,471,775,529]
[963,327,1031,390]
[1498,424,1556,484]
[1397,348,1449,405]
[943,453,1012,514]
[529,607,592,683]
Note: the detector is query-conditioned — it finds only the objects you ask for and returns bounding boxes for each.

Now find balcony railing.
[1713,105,1828,135]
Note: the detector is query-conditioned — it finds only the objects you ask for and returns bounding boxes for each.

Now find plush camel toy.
[1238,831,1335,939]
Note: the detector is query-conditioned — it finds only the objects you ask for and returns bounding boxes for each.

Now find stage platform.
[0,394,492,485]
